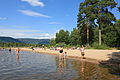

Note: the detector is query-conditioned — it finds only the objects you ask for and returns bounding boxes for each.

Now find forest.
[50,0,120,49]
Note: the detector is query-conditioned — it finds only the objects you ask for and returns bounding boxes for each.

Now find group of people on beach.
[58,45,85,59]
[7,45,85,59]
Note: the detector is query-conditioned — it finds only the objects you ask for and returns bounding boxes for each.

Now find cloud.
[35,33,55,39]
[21,0,44,7]
[0,29,54,39]
[0,17,7,20]
[18,10,51,18]
[49,22,62,24]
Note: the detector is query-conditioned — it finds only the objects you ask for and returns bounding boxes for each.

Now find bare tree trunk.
[87,21,89,46]
[87,26,89,46]
[99,29,101,45]
[98,8,102,46]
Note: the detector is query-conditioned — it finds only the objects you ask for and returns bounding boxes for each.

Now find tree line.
[0,42,45,48]
[50,0,120,49]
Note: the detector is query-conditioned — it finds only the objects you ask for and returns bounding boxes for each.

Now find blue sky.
[0,0,119,39]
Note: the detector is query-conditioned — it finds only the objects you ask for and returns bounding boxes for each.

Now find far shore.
[12,48,120,64]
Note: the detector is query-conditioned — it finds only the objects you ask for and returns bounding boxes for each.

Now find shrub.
[91,42,110,50]
[55,42,66,47]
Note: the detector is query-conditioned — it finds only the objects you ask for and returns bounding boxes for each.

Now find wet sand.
[13,48,120,64]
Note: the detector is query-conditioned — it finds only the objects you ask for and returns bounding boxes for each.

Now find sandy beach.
[14,48,120,64]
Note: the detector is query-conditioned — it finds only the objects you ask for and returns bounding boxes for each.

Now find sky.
[0,0,120,39]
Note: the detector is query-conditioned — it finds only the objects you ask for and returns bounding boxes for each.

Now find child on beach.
[64,52,67,56]
[80,45,85,59]
[64,52,67,59]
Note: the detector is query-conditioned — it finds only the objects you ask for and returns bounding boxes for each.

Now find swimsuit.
[59,50,63,53]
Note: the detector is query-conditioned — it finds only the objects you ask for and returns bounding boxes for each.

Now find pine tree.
[77,0,117,45]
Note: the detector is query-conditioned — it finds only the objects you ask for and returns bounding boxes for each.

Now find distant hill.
[17,38,50,44]
[0,37,50,44]
[0,37,21,43]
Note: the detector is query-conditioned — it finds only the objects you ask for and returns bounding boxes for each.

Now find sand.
[14,48,120,64]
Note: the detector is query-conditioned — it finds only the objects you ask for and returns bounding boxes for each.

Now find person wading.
[80,45,85,59]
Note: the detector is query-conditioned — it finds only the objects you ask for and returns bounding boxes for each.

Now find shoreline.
[12,48,120,64]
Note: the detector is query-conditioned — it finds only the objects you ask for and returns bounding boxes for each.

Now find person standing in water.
[16,48,20,63]
[16,48,20,53]
[9,48,11,53]
[59,47,63,54]
[80,45,85,59]
[58,47,64,60]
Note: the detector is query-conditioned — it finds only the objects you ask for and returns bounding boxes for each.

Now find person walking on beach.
[80,45,85,59]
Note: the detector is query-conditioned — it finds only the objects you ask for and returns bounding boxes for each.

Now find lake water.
[0,49,120,80]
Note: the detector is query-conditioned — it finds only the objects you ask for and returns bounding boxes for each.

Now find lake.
[0,49,120,80]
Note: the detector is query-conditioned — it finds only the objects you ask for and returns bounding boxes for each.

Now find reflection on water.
[0,50,120,80]
[56,54,67,73]
[16,52,20,64]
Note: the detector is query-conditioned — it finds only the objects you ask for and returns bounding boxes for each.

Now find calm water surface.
[0,49,120,80]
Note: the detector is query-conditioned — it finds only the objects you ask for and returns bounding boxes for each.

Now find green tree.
[114,19,120,47]
[64,30,70,45]
[102,25,118,47]
[77,0,97,45]
[70,28,80,45]
[50,38,56,46]
[97,19,120,47]
[96,0,117,45]
[77,0,117,46]
[55,29,70,45]
[118,6,120,11]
